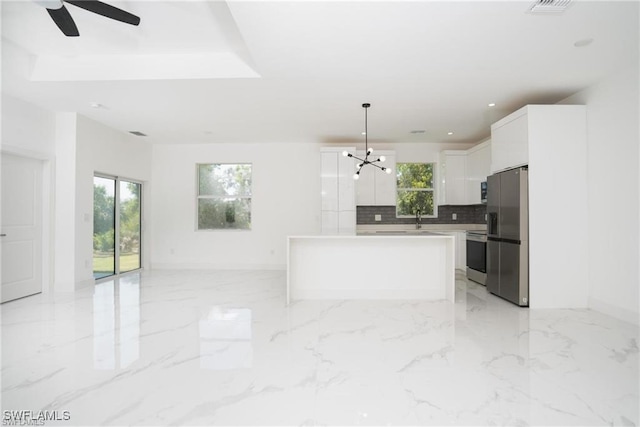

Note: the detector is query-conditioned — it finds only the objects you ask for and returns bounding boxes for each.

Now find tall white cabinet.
[490,105,588,309]
[321,147,356,235]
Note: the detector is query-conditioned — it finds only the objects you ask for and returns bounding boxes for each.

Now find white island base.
[287,235,455,304]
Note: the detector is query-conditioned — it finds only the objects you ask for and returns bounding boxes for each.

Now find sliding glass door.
[93,176,116,279]
[93,175,142,279]
[119,180,141,273]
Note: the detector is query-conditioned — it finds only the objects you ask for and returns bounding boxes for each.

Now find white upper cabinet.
[490,107,529,173]
[439,140,491,206]
[439,150,467,205]
[373,152,396,205]
[355,151,396,206]
[466,140,491,204]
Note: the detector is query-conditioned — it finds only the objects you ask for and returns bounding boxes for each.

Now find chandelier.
[342,103,392,180]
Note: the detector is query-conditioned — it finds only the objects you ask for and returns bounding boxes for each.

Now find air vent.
[129,131,147,137]
[410,130,426,134]
[528,0,572,13]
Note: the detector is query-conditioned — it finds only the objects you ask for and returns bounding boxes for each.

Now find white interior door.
[1,154,43,303]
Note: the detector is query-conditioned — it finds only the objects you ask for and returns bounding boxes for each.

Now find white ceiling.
[2,0,638,145]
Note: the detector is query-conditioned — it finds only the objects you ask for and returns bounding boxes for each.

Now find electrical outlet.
[375,214,382,222]
[452,213,457,220]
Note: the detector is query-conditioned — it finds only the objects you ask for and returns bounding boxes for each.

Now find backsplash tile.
[357,205,487,225]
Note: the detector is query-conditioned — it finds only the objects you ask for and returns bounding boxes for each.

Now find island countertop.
[286,234,455,304]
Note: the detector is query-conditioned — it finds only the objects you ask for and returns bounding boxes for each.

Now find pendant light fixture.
[342,103,392,180]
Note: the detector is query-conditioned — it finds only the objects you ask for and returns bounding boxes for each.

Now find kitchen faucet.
[416,209,422,229]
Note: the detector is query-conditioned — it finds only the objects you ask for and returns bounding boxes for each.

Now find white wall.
[560,61,639,324]
[150,142,322,269]
[1,94,56,157]
[53,113,79,291]
[75,115,153,285]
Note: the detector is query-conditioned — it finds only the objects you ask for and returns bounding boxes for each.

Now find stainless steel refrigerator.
[486,167,529,306]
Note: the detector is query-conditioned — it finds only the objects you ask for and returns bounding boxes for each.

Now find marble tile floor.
[1,269,638,426]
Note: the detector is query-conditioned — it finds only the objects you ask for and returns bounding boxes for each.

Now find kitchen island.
[287,234,455,304]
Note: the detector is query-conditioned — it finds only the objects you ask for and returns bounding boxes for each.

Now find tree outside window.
[396,163,436,217]
[197,164,252,230]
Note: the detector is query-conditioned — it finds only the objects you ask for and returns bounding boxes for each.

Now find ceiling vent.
[129,131,147,137]
[528,0,572,13]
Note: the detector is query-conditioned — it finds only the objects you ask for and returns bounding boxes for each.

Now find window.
[197,164,252,230]
[396,163,436,217]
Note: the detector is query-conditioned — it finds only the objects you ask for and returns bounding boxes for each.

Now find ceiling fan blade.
[46,5,79,36]
[65,0,140,26]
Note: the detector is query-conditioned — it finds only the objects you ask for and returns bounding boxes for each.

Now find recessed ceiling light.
[448,131,454,136]
[488,103,496,107]
[90,102,105,109]
[361,131,367,135]
[574,38,594,48]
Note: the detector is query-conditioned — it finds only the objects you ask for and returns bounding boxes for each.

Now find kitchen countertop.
[356,223,487,234]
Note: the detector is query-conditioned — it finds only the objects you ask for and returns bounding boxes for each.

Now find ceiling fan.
[34,0,140,37]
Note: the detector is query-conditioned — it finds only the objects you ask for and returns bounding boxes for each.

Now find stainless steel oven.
[466,231,487,285]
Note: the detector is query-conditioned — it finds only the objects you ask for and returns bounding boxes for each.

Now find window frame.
[395,162,438,219]
[196,163,253,231]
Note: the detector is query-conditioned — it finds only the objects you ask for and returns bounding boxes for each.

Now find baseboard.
[589,296,639,326]
[150,262,286,271]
